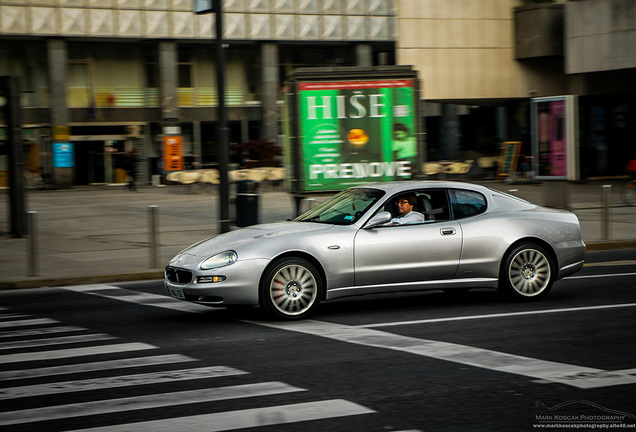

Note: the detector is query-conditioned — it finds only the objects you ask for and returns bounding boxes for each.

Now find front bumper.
[164,258,270,306]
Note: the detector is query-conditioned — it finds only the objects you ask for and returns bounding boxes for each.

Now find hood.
[178,221,333,258]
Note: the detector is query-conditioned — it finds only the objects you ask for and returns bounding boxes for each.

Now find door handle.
[440,227,456,236]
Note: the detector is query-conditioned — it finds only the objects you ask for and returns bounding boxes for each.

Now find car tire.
[260,257,322,320]
[498,243,554,301]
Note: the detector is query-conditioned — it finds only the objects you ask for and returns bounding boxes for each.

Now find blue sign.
[194,0,215,14]
[53,142,75,168]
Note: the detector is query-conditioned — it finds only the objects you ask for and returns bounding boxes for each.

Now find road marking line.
[358,303,636,328]
[249,320,636,389]
[0,313,28,320]
[0,354,196,381]
[0,382,305,426]
[0,326,87,339]
[565,271,636,279]
[0,318,58,329]
[60,284,636,389]
[0,333,117,351]
[584,260,636,267]
[0,365,248,400]
[65,399,375,432]
[0,342,156,365]
[63,285,208,313]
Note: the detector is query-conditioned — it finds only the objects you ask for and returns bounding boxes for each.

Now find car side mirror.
[365,211,392,228]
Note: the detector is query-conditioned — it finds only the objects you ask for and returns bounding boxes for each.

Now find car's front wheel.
[260,257,322,320]
[498,243,554,301]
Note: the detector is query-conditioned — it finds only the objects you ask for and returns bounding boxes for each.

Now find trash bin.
[235,180,260,227]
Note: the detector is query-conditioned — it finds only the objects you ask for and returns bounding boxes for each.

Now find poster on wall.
[297,79,418,192]
[163,136,184,171]
[53,142,75,168]
[531,96,579,180]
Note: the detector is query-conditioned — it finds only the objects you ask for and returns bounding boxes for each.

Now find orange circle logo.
[348,129,369,147]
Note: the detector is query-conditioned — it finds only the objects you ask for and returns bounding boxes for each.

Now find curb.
[584,240,636,251]
[0,270,164,290]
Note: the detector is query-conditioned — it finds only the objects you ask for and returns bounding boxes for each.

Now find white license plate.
[169,288,185,299]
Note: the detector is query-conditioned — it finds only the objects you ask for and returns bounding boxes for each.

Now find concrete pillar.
[356,44,373,67]
[261,42,279,142]
[441,104,460,160]
[47,39,73,188]
[496,106,508,141]
[193,120,202,169]
[159,41,179,122]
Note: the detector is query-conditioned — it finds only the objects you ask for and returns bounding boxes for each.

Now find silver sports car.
[164,181,585,320]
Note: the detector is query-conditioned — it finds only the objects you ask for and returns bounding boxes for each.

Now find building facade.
[0,0,396,187]
[397,0,636,179]
[2,0,636,187]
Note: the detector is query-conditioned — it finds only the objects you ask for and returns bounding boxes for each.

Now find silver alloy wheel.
[268,263,318,317]
[507,247,551,297]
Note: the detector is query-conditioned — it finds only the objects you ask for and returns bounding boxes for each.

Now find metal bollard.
[27,211,39,277]
[148,205,160,268]
[602,185,611,240]
[303,198,317,213]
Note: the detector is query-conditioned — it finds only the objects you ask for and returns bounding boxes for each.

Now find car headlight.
[200,251,238,270]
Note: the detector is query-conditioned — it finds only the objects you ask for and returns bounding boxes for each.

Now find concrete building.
[0,0,396,187]
[397,0,636,179]
[2,0,636,187]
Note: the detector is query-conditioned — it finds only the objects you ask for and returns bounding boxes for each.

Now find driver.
[386,194,425,225]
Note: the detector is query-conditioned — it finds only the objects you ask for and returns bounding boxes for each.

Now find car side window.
[378,189,450,225]
[450,189,487,219]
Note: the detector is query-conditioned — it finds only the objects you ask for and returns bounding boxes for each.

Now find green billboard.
[296,79,418,192]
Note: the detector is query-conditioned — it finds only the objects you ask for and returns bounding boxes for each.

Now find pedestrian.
[123,148,139,191]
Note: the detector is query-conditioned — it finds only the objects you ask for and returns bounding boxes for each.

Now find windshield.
[294,188,385,225]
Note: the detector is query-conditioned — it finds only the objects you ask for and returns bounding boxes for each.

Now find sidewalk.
[1,180,635,289]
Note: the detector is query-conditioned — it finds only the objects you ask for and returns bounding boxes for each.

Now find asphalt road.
[1,249,635,432]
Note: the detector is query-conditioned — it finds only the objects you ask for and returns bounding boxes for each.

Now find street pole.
[194,0,230,233]
[215,0,230,233]
[1,76,27,237]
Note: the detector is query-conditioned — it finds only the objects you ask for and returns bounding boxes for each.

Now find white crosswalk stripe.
[0,307,377,430]
[65,400,375,432]
[0,342,156,365]
[0,318,58,328]
[63,284,209,313]
[0,326,86,339]
[0,382,305,426]
[0,354,194,381]
[0,313,29,320]
[0,366,248,400]
[0,333,117,351]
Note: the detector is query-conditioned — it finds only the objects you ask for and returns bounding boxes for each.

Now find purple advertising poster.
[536,98,570,178]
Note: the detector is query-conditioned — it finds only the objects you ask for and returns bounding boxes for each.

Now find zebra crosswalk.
[0,306,376,431]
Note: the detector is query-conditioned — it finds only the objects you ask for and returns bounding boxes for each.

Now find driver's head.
[396,194,416,215]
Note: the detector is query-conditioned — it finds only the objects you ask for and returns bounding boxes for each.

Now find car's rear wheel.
[260,257,322,320]
[498,243,553,301]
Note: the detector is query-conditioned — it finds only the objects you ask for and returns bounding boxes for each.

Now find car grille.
[165,267,193,284]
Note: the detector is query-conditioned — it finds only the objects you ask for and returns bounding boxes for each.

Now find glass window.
[178,64,192,88]
[450,189,487,219]
[377,189,450,225]
[295,188,385,225]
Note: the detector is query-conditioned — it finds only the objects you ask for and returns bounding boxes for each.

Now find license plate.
[169,288,185,299]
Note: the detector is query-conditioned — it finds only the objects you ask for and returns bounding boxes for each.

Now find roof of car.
[352,180,493,195]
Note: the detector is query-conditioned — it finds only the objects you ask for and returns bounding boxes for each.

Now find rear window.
[450,189,487,219]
